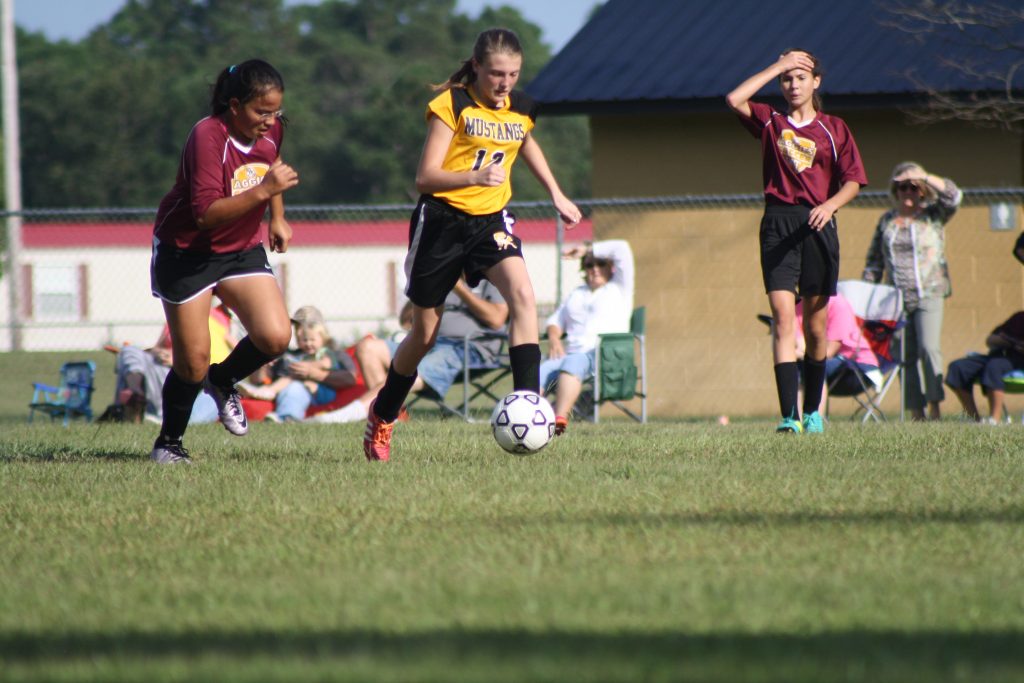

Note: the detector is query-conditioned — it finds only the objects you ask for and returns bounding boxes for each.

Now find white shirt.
[545,240,635,354]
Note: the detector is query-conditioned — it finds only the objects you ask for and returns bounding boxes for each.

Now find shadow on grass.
[1,628,1022,680]
[488,507,1024,527]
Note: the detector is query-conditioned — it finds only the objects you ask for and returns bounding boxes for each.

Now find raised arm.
[725,51,816,117]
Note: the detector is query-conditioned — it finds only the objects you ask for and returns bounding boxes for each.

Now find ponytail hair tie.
[228,64,237,74]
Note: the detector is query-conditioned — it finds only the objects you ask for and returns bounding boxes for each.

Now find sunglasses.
[894,181,921,193]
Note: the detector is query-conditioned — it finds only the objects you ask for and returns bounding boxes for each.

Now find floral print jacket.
[862,178,962,312]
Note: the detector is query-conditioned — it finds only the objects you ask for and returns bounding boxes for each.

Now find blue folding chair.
[28,361,97,426]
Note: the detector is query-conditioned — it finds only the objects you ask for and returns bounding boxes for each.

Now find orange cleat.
[363,400,395,462]
[554,415,569,436]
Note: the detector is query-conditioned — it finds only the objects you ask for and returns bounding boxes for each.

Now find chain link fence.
[2,189,1022,357]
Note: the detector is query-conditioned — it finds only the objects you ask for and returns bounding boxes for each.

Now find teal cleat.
[775,417,803,434]
[802,411,825,434]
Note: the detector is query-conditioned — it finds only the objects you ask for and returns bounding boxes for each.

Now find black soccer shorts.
[759,203,839,297]
[404,195,522,308]
[150,240,274,304]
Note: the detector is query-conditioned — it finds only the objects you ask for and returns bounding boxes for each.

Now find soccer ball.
[490,390,556,455]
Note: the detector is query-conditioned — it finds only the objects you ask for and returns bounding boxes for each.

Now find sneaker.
[775,417,804,434]
[264,412,283,424]
[150,439,191,464]
[203,375,248,436]
[802,411,824,434]
[554,415,568,436]
[363,400,394,462]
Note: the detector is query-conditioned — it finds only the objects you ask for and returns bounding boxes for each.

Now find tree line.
[10,0,591,208]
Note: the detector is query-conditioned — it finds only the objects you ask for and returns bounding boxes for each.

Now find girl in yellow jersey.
[362,28,582,461]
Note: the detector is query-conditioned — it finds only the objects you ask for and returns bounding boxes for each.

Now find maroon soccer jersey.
[153,116,283,253]
[738,101,867,207]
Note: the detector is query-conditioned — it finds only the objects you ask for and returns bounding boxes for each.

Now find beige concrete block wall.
[588,109,1024,419]
[592,204,1024,419]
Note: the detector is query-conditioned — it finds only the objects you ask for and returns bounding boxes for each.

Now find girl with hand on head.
[726,49,867,434]
[149,59,299,464]
[362,27,582,462]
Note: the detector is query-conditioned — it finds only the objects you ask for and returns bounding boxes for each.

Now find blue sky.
[14,0,598,52]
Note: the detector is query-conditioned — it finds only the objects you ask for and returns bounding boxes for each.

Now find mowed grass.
[2,354,1024,681]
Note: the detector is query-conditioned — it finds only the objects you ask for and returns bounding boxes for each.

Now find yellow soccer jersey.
[426,86,537,215]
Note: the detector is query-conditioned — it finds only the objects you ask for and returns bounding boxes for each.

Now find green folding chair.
[586,306,647,423]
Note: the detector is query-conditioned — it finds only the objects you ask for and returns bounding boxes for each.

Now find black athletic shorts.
[150,240,274,304]
[404,194,522,308]
[759,203,839,296]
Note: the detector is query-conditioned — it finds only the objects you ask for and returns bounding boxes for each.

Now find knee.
[174,350,211,384]
[355,336,386,363]
[255,329,292,357]
[505,282,536,316]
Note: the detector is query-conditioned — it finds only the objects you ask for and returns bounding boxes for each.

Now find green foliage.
[15,0,590,207]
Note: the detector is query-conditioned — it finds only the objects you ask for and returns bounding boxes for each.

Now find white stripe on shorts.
[403,201,428,296]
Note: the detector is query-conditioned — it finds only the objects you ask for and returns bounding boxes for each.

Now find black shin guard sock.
[774,362,800,421]
[374,363,417,422]
[802,357,826,416]
[509,343,541,393]
[207,336,279,388]
[158,369,202,444]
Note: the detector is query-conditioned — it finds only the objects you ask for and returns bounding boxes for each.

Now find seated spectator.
[945,311,1024,424]
[309,280,508,423]
[541,240,634,435]
[102,300,234,424]
[256,306,345,422]
[795,292,881,414]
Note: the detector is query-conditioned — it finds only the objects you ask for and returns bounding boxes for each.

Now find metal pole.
[2,0,23,351]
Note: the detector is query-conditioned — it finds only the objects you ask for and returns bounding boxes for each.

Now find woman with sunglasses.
[727,49,867,434]
[148,59,299,464]
[863,163,962,421]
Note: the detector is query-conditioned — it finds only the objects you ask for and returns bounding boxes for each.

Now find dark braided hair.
[210,59,285,116]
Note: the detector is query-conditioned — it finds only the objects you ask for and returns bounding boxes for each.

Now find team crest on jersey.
[777,129,816,173]
[493,231,516,251]
[231,163,271,196]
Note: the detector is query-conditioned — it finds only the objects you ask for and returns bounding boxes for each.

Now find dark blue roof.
[527,0,1024,114]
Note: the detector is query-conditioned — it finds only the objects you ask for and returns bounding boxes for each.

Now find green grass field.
[2,352,1023,682]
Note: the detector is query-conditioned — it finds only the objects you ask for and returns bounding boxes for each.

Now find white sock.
[308,399,369,424]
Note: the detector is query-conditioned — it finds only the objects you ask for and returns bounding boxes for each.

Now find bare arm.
[809,180,861,231]
[267,189,292,254]
[987,332,1024,354]
[451,280,509,330]
[197,159,298,230]
[546,324,565,358]
[415,116,504,194]
[518,133,582,226]
[725,51,816,117]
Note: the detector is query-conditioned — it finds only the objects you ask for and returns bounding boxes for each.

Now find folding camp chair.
[406,332,511,422]
[827,280,906,423]
[572,306,648,424]
[28,360,97,426]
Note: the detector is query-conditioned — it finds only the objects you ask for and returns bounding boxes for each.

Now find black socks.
[509,343,541,393]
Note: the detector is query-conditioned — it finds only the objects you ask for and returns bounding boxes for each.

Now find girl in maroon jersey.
[148,59,299,464]
[726,49,867,434]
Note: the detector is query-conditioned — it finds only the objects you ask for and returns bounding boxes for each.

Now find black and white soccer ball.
[490,390,556,455]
